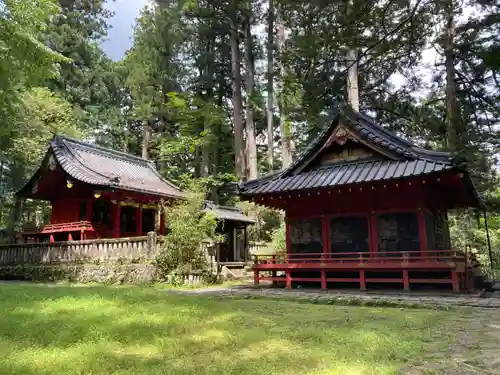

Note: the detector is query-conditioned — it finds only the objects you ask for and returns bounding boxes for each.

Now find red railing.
[253,250,469,266]
[23,221,95,235]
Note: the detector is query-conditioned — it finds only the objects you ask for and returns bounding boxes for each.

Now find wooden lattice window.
[330,216,369,256]
[288,218,322,255]
[377,212,420,253]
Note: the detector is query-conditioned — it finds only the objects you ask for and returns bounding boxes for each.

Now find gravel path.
[403,308,500,375]
[167,285,500,309]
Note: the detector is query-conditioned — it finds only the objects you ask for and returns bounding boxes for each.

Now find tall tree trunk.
[211,121,220,204]
[142,119,152,160]
[266,0,275,170]
[346,49,360,111]
[346,0,359,111]
[123,123,130,153]
[244,9,258,180]
[229,13,246,180]
[277,8,292,168]
[194,147,201,178]
[9,197,24,242]
[201,36,215,179]
[444,4,461,151]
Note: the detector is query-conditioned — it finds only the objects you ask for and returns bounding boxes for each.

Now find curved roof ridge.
[52,136,111,183]
[57,135,151,165]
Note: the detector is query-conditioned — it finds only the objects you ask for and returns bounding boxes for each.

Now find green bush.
[154,179,222,279]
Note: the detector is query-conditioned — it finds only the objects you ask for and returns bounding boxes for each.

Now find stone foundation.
[0,263,159,284]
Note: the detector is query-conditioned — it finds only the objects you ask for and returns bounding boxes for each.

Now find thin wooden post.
[253,254,259,285]
[272,254,277,284]
[451,270,459,292]
[359,270,366,291]
[285,218,291,254]
[243,226,248,262]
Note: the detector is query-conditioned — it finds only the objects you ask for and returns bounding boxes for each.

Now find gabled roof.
[17,135,184,199]
[239,106,457,196]
[202,201,256,224]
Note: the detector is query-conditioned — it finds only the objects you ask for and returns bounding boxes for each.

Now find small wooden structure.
[15,136,254,262]
[203,202,255,264]
[238,106,481,292]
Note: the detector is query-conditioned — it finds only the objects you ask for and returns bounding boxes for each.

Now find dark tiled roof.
[244,159,452,195]
[239,106,457,196]
[284,106,453,176]
[203,202,256,224]
[19,135,184,199]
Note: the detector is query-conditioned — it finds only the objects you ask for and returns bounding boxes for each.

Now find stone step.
[492,281,500,291]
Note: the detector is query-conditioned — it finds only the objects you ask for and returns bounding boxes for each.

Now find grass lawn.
[0,284,458,375]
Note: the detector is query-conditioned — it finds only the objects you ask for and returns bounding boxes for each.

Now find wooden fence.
[0,233,160,265]
[0,235,270,266]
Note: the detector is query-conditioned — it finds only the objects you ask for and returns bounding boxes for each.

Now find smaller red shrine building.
[238,106,481,292]
[16,135,184,242]
[16,136,254,261]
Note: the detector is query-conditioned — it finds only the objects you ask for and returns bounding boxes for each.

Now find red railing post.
[321,269,327,289]
[359,270,366,291]
[285,270,292,289]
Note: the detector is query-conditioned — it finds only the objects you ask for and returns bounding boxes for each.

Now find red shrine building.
[16,136,254,262]
[238,106,481,292]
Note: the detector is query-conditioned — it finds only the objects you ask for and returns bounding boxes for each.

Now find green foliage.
[266,221,286,253]
[155,179,221,279]
[0,0,67,141]
[237,201,283,242]
[449,209,500,278]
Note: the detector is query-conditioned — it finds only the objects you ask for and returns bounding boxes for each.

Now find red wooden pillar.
[321,216,329,290]
[285,216,292,288]
[417,209,428,255]
[369,212,379,255]
[254,270,259,285]
[113,203,121,238]
[321,216,329,258]
[285,217,291,256]
[136,205,143,236]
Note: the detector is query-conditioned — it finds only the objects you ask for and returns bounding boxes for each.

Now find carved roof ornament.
[48,154,57,171]
[331,125,359,146]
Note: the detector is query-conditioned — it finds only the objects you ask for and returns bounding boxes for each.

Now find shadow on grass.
[0,283,457,375]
